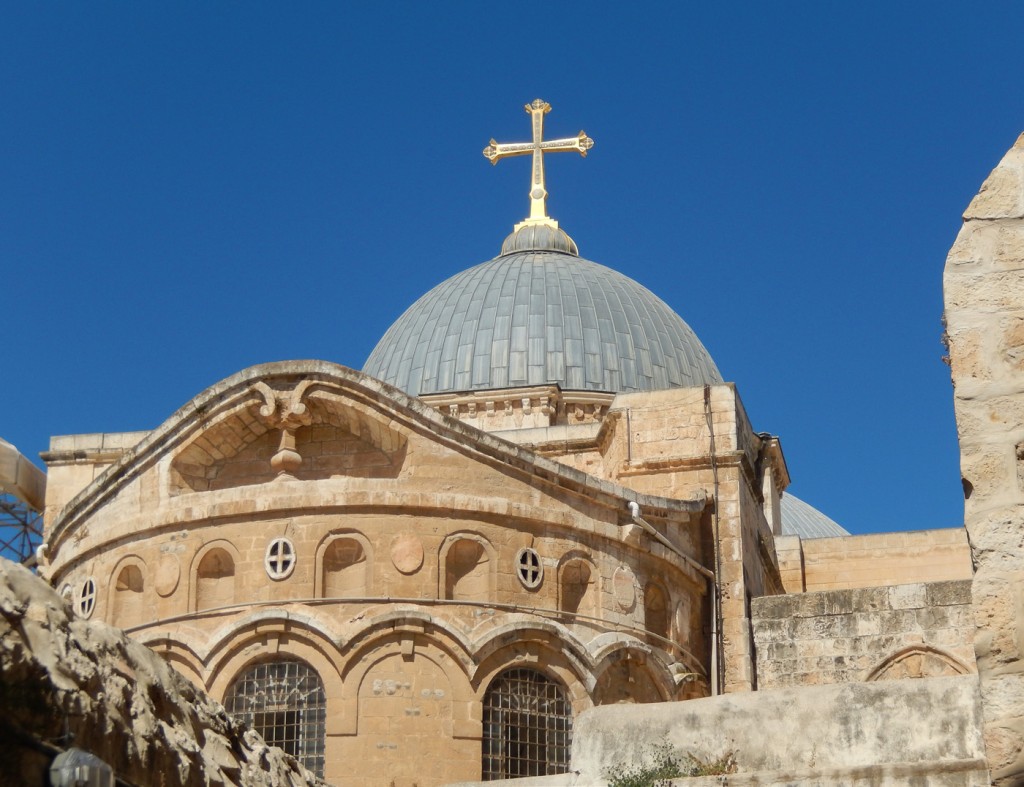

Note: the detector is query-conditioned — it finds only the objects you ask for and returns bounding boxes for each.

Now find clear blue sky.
[4,3,1023,535]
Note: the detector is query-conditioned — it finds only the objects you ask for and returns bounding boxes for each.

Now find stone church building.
[32,103,1024,785]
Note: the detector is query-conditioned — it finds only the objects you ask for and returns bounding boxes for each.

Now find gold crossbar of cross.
[483,99,594,225]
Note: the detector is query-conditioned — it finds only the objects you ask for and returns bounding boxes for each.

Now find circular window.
[515,548,543,589]
[265,538,296,580]
[76,577,96,618]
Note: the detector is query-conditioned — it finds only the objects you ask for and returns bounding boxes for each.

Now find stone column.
[944,131,1024,784]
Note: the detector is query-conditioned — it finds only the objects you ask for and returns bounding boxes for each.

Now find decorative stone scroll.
[251,380,315,479]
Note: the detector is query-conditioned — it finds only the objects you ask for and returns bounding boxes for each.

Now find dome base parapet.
[419,385,614,433]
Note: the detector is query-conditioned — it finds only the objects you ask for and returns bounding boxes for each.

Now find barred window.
[224,660,327,777]
[482,668,572,780]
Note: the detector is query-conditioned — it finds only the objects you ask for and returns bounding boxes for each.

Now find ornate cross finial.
[483,99,594,229]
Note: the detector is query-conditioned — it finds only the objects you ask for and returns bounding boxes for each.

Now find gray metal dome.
[364,237,722,396]
[780,494,850,539]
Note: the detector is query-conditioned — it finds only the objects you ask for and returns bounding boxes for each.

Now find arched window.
[482,668,572,780]
[196,548,235,611]
[224,660,327,777]
[445,538,490,601]
[112,564,144,627]
[644,582,669,641]
[322,537,367,597]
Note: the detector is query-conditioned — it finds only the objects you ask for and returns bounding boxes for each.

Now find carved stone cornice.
[420,385,614,432]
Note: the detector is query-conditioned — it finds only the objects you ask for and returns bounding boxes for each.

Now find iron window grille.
[482,668,572,780]
[224,660,326,777]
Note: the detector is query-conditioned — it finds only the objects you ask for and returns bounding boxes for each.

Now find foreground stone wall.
[752,580,976,689]
[945,131,1024,783]
[0,559,324,787]
[450,675,987,786]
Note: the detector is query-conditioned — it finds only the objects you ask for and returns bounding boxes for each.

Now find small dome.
[500,223,579,255]
[364,241,722,396]
[780,494,849,539]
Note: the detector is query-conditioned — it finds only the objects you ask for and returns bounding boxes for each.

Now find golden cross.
[483,99,594,227]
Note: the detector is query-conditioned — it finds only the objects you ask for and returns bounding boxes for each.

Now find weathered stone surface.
[946,129,1024,784]
[0,559,325,787]
[570,676,986,785]
[927,579,973,607]
[449,677,989,786]
[752,581,976,689]
[964,135,1024,220]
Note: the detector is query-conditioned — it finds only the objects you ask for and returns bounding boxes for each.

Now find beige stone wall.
[752,580,976,690]
[518,383,786,694]
[775,534,806,593]
[41,363,718,787]
[42,431,148,525]
[609,385,782,693]
[554,676,988,787]
[786,529,973,592]
[945,131,1024,783]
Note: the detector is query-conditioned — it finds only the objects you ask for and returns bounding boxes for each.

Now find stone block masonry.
[752,580,976,689]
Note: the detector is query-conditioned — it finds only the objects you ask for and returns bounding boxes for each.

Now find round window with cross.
[76,577,97,618]
[265,538,296,580]
[515,548,543,590]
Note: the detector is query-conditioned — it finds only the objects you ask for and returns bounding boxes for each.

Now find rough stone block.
[960,446,1017,505]
[927,580,973,607]
[889,583,927,610]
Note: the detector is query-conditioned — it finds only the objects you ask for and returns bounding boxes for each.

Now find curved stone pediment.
[46,361,705,567]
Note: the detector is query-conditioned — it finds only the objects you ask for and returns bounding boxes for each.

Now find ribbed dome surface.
[364,249,722,396]
[780,495,850,539]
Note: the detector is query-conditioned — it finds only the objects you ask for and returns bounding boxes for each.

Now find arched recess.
[169,407,275,494]
[110,556,146,628]
[224,658,327,778]
[558,553,598,619]
[315,532,372,598]
[472,626,594,714]
[135,634,205,689]
[644,581,669,641]
[591,646,673,705]
[205,619,344,773]
[439,533,495,602]
[671,594,695,647]
[481,668,573,780]
[190,540,240,613]
[866,645,971,682]
[167,388,409,495]
[341,629,478,786]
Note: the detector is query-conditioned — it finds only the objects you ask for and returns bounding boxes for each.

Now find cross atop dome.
[483,99,594,231]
